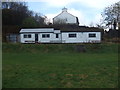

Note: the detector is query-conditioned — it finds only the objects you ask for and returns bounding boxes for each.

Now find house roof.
[53,9,77,19]
[20,28,54,33]
[53,25,103,32]
[19,25,103,33]
[61,27,103,32]
[61,30,101,32]
[20,28,61,33]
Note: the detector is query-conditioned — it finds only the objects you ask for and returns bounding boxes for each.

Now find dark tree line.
[2,1,46,27]
[2,1,47,42]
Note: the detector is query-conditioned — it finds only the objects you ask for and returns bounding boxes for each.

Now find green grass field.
[2,43,118,88]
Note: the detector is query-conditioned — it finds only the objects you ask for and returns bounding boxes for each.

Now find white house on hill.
[20,28,101,43]
[53,8,79,25]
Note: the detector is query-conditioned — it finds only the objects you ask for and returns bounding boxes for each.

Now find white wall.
[20,33,62,43]
[20,32,101,43]
[87,32,101,43]
[61,32,101,43]
[20,33,35,43]
[38,33,61,43]
[53,12,77,24]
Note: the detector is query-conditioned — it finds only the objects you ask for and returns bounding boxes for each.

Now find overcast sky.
[25,0,119,26]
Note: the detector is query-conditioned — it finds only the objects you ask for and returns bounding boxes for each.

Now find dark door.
[35,34,38,43]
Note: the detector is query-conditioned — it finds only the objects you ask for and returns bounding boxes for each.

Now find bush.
[2,43,118,54]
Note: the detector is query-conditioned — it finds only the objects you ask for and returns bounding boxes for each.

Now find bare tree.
[101,1,120,30]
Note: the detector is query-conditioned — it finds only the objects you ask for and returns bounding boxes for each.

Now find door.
[35,34,38,43]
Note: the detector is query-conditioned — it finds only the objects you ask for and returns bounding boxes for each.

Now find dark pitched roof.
[53,25,103,32]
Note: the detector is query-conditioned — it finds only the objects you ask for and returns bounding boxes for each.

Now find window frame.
[89,33,96,38]
[68,33,77,38]
[23,34,31,38]
[42,34,50,38]
[28,35,31,38]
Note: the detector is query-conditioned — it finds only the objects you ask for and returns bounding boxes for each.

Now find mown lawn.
[2,43,118,88]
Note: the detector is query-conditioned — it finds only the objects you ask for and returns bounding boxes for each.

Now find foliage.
[2,43,118,54]
[2,1,47,42]
[2,2,29,25]
[22,17,38,27]
[101,1,120,29]
[34,13,46,26]
[2,2,46,26]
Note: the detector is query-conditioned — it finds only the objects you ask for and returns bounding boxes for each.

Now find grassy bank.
[2,43,118,53]
[2,43,118,88]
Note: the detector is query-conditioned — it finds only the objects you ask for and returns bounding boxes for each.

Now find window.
[42,34,50,38]
[65,18,67,21]
[24,34,31,38]
[28,35,31,38]
[56,34,59,38]
[47,34,50,37]
[68,34,76,38]
[89,34,96,37]
[42,34,45,38]
[24,35,27,38]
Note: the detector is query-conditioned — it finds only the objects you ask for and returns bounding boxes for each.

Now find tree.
[22,17,38,27]
[101,1,120,30]
[2,1,47,42]
[2,2,46,26]
[2,2,30,25]
[34,13,45,26]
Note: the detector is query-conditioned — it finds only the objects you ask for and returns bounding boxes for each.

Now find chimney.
[62,7,67,12]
